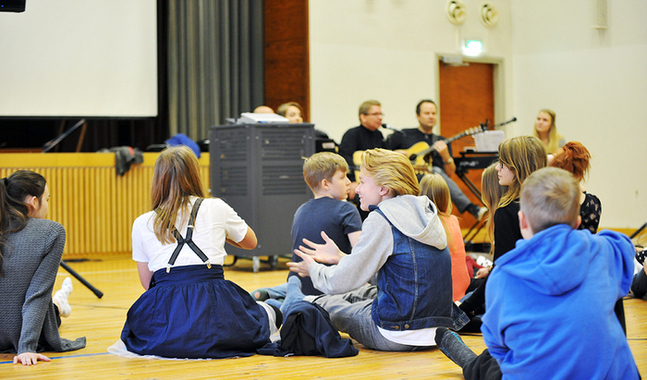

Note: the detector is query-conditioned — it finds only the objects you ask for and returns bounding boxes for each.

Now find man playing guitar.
[387,99,485,221]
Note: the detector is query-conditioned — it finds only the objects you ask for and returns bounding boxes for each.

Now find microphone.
[382,124,402,133]
[492,117,517,129]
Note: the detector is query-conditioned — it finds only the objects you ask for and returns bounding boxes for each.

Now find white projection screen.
[0,0,158,117]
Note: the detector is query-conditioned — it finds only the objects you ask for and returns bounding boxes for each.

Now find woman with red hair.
[550,141,601,234]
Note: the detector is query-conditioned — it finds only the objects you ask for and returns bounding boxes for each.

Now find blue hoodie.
[482,225,639,380]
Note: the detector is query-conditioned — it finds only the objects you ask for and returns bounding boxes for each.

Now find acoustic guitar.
[352,125,488,179]
[405,125,488,171]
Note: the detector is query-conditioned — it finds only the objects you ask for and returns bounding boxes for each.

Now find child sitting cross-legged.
[250,152,362,306]
[285,148,468,352]
[435,167,639,380]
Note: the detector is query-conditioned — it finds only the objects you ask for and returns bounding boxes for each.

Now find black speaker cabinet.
[209,123,315,271]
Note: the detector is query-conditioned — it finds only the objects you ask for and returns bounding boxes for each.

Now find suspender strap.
[166,198,210,272]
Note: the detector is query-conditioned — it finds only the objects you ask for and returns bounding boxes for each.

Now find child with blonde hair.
[285,148,468,351]
[420,173,470,301]
[470,162,506,280]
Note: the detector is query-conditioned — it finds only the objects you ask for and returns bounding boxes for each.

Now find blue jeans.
[434,166,472,213]
[312,285,432,352]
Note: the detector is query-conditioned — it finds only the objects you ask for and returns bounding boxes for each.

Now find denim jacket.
[371,207,469,331]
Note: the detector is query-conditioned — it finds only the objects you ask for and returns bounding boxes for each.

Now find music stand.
[42,119,87,153]
[453,151,499,249]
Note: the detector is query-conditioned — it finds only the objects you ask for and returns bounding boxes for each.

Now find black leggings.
[632,269,647,299]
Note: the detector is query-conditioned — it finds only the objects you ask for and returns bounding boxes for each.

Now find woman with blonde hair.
[286,148,468,351]
[532,108,565,154]
[118,146,280,359]
[277,102,304,123]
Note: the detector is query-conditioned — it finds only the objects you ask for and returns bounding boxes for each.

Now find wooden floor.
[1,254,646,379]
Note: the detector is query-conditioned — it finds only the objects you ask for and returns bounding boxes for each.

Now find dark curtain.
[167,0,264,141]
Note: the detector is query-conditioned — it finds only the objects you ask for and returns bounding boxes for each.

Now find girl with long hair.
[419,173,470,301]
[0,170,85,365]
[117,146,281,359]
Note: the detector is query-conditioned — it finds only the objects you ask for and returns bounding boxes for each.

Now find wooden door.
[438,61,495,228]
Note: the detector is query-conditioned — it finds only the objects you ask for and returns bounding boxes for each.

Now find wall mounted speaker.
[480,2,499,28]
[446,0,467,26]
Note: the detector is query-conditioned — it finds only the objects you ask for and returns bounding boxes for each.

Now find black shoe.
[435,327,477,368]
[637,247,647,266]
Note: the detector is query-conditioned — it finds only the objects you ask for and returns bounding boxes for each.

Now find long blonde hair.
[419,173,454,249]
[151,146,206,244]
[481,163,505,252]
[532,109,562,154]
[498,136,547,209]
[420,173,452,216]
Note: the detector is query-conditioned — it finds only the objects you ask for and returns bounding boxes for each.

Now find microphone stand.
[490,117,517,129]
[382,124,406,135]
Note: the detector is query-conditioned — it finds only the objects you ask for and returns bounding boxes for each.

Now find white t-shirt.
[132,196,249,272]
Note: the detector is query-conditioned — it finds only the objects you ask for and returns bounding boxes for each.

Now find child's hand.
[287,250,315,277]
[13,352,50,366]
[298,231,345,264]
[475,266,491,279]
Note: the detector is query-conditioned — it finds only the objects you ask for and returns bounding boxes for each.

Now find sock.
[251,288,270,301]
[435,327,477,368]
[280,276,305,315]
[53,277,73,318]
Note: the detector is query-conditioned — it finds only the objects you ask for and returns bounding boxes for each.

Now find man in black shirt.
[388,99,485,220]
[338,100,387,219]
[338,99,386,186]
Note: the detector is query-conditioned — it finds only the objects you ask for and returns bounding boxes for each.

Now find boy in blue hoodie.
[436,167,639,380]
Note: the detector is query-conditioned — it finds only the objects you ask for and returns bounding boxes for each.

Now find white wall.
[309,0,513,141]
[309,0,647,230]
[510,0,647,229]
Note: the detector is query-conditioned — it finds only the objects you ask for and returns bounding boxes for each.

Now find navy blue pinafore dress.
[121,199,272,358]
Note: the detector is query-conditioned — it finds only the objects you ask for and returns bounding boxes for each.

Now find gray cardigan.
[0,218,86,354]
